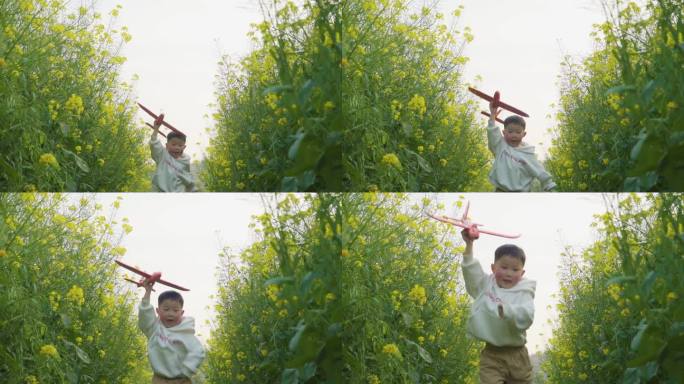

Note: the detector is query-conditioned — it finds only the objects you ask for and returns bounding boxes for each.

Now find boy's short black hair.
[167,131,187,142]
[504,115,526,130]
[494,244,526,265]
[158,290,184,307]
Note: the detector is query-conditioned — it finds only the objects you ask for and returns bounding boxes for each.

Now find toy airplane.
[137,102,186,137]
[481,111,505,124]
[427,201,521,239]
[468,87,530,118]
[114,260,190,291]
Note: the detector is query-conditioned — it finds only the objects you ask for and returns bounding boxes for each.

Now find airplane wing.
[427,213,467,228]
[115,260,151,278]
[145,122,167,138]
[137,102,185,135]
[496,100,530,118]
[467,87,530,118]
[157,278,190,291]
[481,111,505,124]
[477,228,521,239]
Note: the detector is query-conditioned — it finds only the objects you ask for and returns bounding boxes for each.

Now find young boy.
[150,117,195,192]
[487,100,556,192]
[139,280,205,383]
[460,229,536,384]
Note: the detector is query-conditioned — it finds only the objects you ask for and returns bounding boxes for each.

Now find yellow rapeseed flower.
[39,344,59,358]
[324,101,335,111]
[0,249,6,257]
[407,94,427,117]
[382,343,402,359]
[25,375,39,384]
[65,94,84,115]
[381,153,402,169]
[39,153,59,168]
[667,291,678,303]
[66,285,85,307]
[408,284,427,305]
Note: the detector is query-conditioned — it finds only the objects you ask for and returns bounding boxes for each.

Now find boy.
[487,100,556,192]
[460,229,536,384]
[139,279,205,383]
[150,116,195,192]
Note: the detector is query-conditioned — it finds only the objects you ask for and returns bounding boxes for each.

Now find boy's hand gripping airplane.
[427,201,521,239]
[138,102,186,138]
[468,87,530,122]
[115,260,190,291]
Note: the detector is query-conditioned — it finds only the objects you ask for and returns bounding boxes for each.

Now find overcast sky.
[76,0,606,161]
[87,193,610,354]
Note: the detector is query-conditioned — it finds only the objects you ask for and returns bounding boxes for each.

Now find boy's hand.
[142,278,155,301]
[461,228,476,244]
[153,113,165,129]
[489,99,501,121]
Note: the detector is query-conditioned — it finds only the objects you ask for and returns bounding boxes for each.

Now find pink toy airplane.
[114,260,190,291]
[468,87,530,118]
[137,102,186,137]
[427,201,521,239]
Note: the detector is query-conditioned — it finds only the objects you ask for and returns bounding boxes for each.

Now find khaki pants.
[152,374,191,384]
[479,344,532,384]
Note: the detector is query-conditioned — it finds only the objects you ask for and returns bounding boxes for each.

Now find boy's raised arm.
[486,100,504,153]
[138,279,157,338]
[461,230,486,298]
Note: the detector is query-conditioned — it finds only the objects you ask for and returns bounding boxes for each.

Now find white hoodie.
[150,137,195,192]
[139,298,205,379]
[487,121,556,191]
[461,251,536,347]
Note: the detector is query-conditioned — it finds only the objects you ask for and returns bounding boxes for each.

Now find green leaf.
[289,321,307,352]
[60,148,90,173]
[62,340,91,364]
[606,276,636,287]
[301,362,316,381]
[606,84,636,95]
[281,176,299,192]
[281,368,299,384]
[628,324,666,367]
[286,132,324,175]
[264,276,295,287]
[629,133,664,175]
[297,80,315,105]
[621,367,641,384]
[263,84,293,96]
[640,271,656,297]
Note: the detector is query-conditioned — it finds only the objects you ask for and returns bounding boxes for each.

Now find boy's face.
[491,255,525,289]
[166,138,186,159]
[156,299,184,328]
[503,123,526,147]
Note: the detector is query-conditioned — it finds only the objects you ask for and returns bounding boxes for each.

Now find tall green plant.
[203,0,490,191]
[547,0,684,191]
[0,193,150,383]
[207,194,479,383]
[543,194,684,383]
[0,1,152,191]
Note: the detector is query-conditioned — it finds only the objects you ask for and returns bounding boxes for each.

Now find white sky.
[75,0,605,161]
[85,193,609,354]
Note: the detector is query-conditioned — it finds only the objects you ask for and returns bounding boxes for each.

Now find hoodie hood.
[168,316,196,334]
[496,276,536,295]
[512,141,536,154]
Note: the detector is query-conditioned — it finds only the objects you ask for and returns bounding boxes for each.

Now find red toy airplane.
[427,201,521,239]
[114,260,190,291]
[138,102,186,137]
[468,87,530,118]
